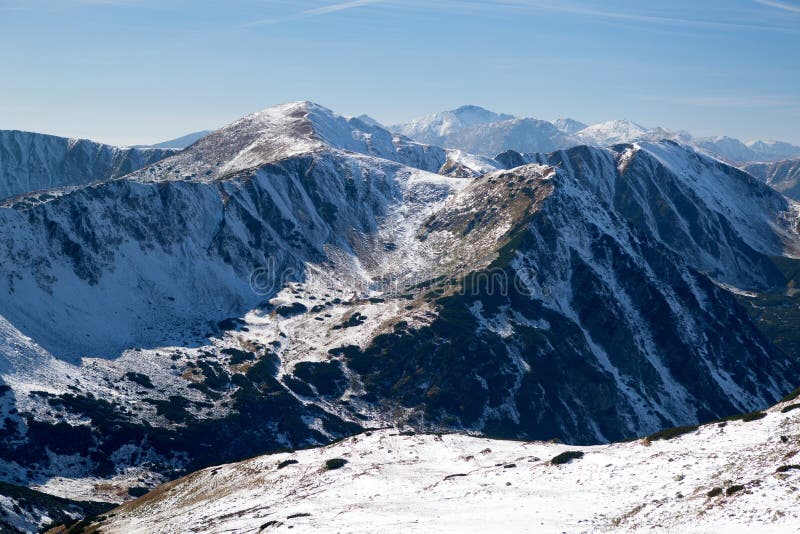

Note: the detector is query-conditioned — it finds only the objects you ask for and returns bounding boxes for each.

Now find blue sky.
[1,0,798,145]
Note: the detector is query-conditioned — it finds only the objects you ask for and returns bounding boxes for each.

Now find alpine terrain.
[743,157,800,201]
[0,101,799,532]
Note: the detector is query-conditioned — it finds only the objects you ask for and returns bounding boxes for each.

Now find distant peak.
[354,114,383,128]
[552,118,588,135]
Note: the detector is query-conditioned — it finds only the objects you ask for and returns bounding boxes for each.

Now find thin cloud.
[755,0,800,13]
[640,95,798,109]
[305,0,383,16]
[384,0,800,34]
[246,0,384,27]
[499,0,800,33]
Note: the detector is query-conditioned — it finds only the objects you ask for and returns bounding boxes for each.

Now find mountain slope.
[551,117,587,135]
[0,130,174,201]
[89,397,800,533]
[743,157,800,200]
[0,481,111,534]
[337,144,799,444]
[143,130,212,149]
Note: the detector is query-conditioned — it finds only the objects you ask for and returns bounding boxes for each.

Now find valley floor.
[93,398,800,533]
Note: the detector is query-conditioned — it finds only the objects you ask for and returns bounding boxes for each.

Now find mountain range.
[1,101,799,532]
[391,105,800,165]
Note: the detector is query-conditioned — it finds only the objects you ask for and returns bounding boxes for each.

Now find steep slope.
[336,144,800,445]
[743,157,800,200]
[496,142,800,290]
[90,397,800,533]
[0,482,111,534]
[0,130,174,201]
[143,130,212,149]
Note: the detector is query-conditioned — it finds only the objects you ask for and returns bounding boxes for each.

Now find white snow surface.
[98,402,800,533]
[391,105,515,141]
[575,119,649,145]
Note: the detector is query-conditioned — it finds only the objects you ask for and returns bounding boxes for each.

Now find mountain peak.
[391,105,516,144]
[122,101,456,185]
[576,119,649,145]
[551,118,588,135]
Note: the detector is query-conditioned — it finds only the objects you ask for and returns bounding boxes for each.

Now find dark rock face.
[0,130,174,201]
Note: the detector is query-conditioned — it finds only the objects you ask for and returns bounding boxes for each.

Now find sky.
[0,0,798,145]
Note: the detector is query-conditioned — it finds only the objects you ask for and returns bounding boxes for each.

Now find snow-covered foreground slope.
[94,396,800,533]
[0,130,174,201]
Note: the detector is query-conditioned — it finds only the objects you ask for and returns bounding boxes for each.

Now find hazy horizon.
[1,0,798,145]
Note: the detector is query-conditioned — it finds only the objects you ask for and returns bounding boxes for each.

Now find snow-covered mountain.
[395,107,800,168]
[1,101,800,531]
[440,117,575,156]
[743,157,800,200]
[392,108,578,157]
[551,117,587,135]
[0,130,174,201]
[574,119,649,145]
[747,140,800,162]
[390,105,518,150]
[695,136,759,164]
[88,393,800,533]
